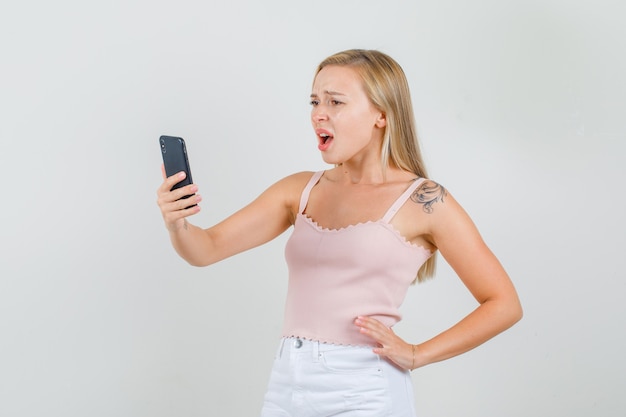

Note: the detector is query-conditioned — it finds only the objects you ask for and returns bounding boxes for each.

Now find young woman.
[156,49,522,416]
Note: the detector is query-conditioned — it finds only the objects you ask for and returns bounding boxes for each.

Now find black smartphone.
[159,135,196,206]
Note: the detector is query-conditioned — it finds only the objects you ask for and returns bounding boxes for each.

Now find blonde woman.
[156,49,522,416]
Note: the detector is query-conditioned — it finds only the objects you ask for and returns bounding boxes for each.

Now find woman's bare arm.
[156,168,313,266]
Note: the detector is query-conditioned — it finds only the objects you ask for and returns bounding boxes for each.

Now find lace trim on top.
[298,213,432,255]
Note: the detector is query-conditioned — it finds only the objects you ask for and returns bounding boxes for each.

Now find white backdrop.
[1,1,625,416]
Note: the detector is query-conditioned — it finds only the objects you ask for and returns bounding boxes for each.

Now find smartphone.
[159,135,196,206]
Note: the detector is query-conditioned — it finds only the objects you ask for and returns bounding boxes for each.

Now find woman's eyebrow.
[310,90,347,98]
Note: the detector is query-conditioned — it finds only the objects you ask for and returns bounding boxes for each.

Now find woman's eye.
[309,99,342,106]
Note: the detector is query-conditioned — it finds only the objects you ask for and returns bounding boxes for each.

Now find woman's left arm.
[356,184,522,370]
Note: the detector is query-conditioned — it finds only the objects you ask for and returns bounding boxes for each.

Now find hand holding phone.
[159,135,196,207]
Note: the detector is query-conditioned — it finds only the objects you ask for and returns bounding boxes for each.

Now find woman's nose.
[311,106,328,122]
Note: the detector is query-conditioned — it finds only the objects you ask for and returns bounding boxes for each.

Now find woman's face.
[310,65,386,165]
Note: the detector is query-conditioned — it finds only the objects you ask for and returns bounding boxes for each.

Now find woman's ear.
[375,112,387,128]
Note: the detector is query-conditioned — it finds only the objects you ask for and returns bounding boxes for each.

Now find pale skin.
[156,65,522,371]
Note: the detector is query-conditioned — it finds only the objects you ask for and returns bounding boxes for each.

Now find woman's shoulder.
[264,171,321,198]
[401,176,473,228]
[411,177,450,214]
[407,177,477,233]
[275,170,320,187]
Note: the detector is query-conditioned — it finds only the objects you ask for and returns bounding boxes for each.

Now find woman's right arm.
[156,168,310,266]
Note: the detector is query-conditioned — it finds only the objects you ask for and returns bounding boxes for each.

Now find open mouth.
[317,130,334,150]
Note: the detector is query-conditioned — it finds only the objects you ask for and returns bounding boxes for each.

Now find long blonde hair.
[316,49,436,282]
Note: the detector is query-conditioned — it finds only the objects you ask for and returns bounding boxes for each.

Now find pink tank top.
[282,171,433,346]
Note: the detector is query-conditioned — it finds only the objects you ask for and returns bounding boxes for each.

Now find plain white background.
[1,0,625,415]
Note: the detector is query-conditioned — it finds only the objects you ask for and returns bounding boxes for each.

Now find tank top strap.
[298,171,325,214]
[381,178,427,223]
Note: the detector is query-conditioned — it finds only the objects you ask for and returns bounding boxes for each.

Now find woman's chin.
[320,154,343,165]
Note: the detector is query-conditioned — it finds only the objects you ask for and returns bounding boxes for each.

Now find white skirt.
[260,337,417,417]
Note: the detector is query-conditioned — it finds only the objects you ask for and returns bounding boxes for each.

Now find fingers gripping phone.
[159,135,196,207]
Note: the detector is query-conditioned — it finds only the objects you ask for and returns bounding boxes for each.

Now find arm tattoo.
[410,181,447,214]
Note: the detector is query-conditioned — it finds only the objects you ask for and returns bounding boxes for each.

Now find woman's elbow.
[506,297,524,327]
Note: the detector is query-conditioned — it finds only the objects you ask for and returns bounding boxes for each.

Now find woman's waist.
[281,311,399,347]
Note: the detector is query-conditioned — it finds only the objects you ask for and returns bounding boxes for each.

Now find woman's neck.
[330,162,412,185]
